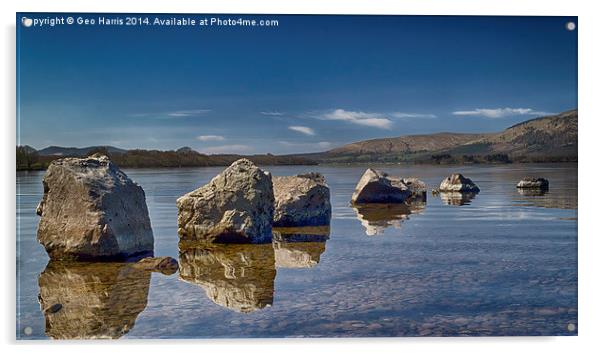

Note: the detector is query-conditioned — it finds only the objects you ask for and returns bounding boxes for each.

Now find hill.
[300,110,577,164]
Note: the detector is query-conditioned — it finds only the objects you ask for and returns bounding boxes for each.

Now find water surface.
[16,163,577,338]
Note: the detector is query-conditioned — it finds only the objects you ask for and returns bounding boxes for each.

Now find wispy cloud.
[199,144,252,154]
[288,126,315,136]
[321,109,393,129]
[128,109,211,119]
[452,108,552,119]
[261,111,284,116]
[390,112,437,119]
[166,109,211,118]
[196,135,225,142]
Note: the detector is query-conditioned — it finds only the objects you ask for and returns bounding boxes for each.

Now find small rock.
[402,177,428,202]
[133,256,179,275]
[45,303,63,314]
[273,173,331,227]
[517,177,549,189]
[438,173,480,193]
[176,159,274,243]
[351,169,411,204]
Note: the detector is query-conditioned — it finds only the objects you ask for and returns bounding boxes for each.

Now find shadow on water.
[38,261,151,339]
[178,242,276,313]
[351,203,425,236]
[439,192,477,206]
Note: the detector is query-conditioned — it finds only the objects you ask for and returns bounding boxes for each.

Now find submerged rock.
[36,154,154,260]
[438,173,480,193]
[38,261,151,339]
[273,173,331,227]
[176,159,274,243]
[351,169,411,204]
[179,242,275,313]
[133,256,179,275]
[517,177,549,190]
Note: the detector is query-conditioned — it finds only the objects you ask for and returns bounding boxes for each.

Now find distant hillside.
[38,145,128,156]
[299,110,577,164]
[16,146,316,170]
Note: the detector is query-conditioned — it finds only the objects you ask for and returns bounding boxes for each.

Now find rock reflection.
[439,192,477,206]
[38,261,151,339]
[179,242,275,313]
[517,188,549,197]
[352,203,424,236]
[272,226,330,268]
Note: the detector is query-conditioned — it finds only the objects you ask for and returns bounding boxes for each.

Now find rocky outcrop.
[517,177,549,189]
[438,173,480,193]
[179,243,275,313]
[176,159,274,243]
[38,261,151,339]
[272,173,331,227]
[352,203,424,236]
[351,169,411,204]
[133,256,179,275]
[36,154,154,260]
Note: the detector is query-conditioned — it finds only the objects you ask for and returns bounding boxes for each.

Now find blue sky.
[17,14,577,154]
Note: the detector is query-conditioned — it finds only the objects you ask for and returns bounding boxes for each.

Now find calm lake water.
[16,163,578,339]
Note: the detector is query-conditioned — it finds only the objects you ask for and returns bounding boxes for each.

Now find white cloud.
[321,109,393,129]
[261,111,284,116]
[288,126,315,136]
[390,112,437,119]
[200,144,252,154]
[167,109,211,117]
[279,141,332,149]
[452,108,552,119]
[196,135,225,142]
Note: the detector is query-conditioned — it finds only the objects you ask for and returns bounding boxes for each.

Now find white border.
[2,1,600,352]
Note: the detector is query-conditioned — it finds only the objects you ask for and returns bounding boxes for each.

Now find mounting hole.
[566,22,576,31]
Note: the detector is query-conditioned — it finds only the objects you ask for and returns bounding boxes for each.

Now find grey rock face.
[517,177,549,189]
[438,173,480,193]
[176,159,274,243]
[351,169,411,204]
[179,243,275,313]
[36,154,154,260]
[273,173,331,227]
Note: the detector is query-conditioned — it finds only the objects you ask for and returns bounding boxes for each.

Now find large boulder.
[178,243,275,313]
[176,159,274,243]
[38,261,151,339]
[351,169,411,204]
[36,154,154,260]
[273,173,331,227]
[517,177,549,189]
[438,173,480,193]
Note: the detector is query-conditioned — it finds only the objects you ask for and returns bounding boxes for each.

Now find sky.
[17,14,578,154]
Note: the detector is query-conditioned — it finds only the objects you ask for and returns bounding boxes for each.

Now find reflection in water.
[272,226,330,268]
[514,188,577,210]
[352,203,425,236]
[517,188,549,197]
[439,192,477,206]
[38,261,151,339]
[179,242,275,313]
